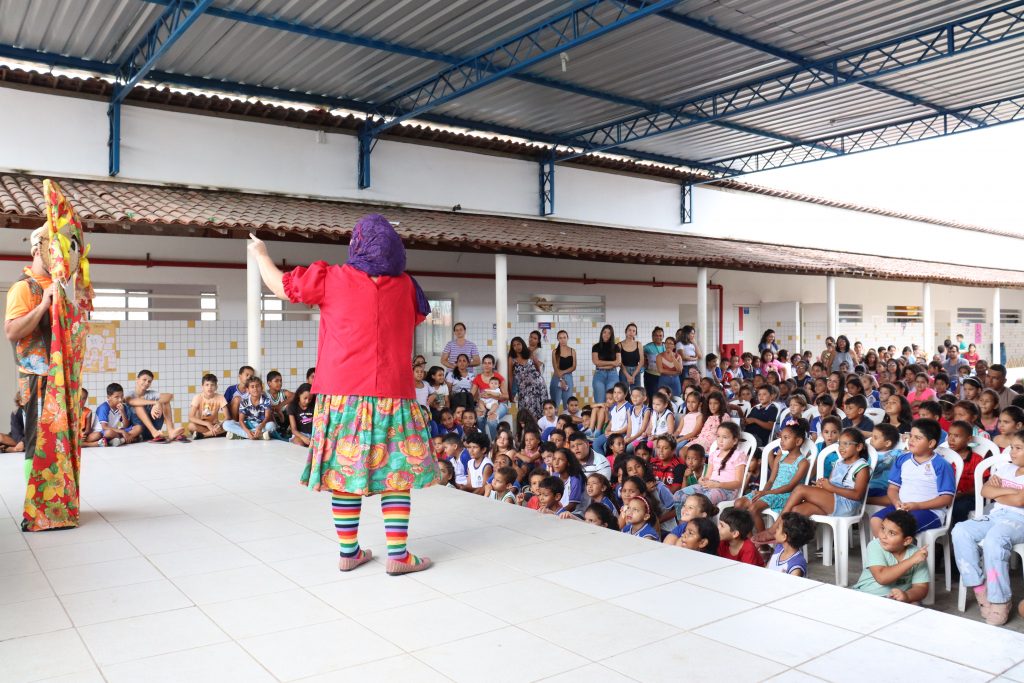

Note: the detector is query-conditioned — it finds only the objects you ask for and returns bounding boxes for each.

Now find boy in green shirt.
[853,509,929,603]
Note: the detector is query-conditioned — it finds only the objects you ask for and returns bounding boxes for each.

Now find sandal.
[150,435,167,444]
[174,434,190,443]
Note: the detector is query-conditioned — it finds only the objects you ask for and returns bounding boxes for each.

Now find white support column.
[697,267,708,374]
[826,275,837,340]
[922,282,933,357]
[993,287,1002,364]
[246,247,262,372]
[495,254,508,371]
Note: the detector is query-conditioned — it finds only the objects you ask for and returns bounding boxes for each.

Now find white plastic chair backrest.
[865,408,885,425]
[759,438,816,489]
[740,432,758,462]
[811,442,877,504]
[933,446,965,531]
[970,438,1001,461]
[973,449,1013,517]
[803,406,820,420]
[836,408,847,420]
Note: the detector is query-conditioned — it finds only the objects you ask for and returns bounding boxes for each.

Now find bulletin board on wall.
[84,321,119,373]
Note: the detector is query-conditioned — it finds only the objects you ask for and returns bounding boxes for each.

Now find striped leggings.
[331,490,413,561]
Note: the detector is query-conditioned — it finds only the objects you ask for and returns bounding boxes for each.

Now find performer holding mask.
[249,214,439,574]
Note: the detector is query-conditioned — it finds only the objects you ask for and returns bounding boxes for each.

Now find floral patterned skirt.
[301,395,439,496]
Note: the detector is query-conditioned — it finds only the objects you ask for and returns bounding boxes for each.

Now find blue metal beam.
[137,0,835,155]
[108,0,213,175]
[557,2,1024,160]
[700,92,1024,179]
[680,183,693,224]
[644,4,989,127]
[540,149,556,216]
[0,43,728,177]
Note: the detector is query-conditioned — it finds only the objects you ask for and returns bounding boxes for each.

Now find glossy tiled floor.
[2,440,1023,682]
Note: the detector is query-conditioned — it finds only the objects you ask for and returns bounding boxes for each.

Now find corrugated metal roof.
[1,0,1022,173]
[2,172,1023,287]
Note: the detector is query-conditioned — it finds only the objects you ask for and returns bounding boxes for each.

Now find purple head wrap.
[347,214,429,315]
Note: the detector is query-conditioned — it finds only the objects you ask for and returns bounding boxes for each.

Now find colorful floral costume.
[18,180,93,531]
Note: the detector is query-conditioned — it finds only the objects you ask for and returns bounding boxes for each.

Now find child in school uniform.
[663,492,718,548]
[621,491,661,541]
[464,432,494,495]
[767,512,815,577]
[78,389,103,448]
[96,383,143,447]
[867,422,903,506]
[680,517,720,554]
[487,466,518,504]
[537,476,566,515]
[441,433,470,489]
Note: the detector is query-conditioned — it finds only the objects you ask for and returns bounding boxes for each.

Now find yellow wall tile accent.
[230,341,238,349]
[188,386,196,394]
[296,340,303,348]
[290,368,297,375]
[187,320,195,328]
[187,349,196,357]
[223,370,231,378]
[158,342,166,350]
[154,372,159,380]
[127,372,134,380]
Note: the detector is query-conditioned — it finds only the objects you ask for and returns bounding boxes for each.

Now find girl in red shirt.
[249,215,439,576]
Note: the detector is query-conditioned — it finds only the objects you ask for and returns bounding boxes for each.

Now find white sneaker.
[226,432,239,440]
[261,431,271,441]
[109,437,124,447]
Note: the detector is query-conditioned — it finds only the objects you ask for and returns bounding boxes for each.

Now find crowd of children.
[424,325,1024,627]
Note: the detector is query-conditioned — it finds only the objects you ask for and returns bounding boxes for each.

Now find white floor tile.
[205,516,311,543]
[541,559,671,600]
[797,637,990,683]
[1002,659,1024,683]
[101,641,276,683]
[536,662,637,682]
[357,596,507,651]
[78,607,230,666]
[0,571,55,605]
[22,515,120,549]
[0,596,72,640]
[147,543,261,578]
[610,581,756,630]
[200,587,342,638]
[770,583,920,633]
[431,525,545,553]
[406,555,528,595]
[415,625,588,683]
[240,618,401,680]
[602,632,787,682]
[59,579,193,626]
[456,576,596,624]
[480,540,608,575]
[520,601,679,661]
[35,668,107,683]
[33,537,140,570]
[297,654,451,682]
[0,528,28,553]
[114,515,227,554]
[171,563,298,605]
[695,606,861,666]
[0,549,40,577]
[239,531,336,563]
[310,570,444,615]
[0,629,96,683]
[45,556,163,595]
[684,562,816,603]
[873,608,1024,674]
[614,545,734,579]
[763,670,828,682]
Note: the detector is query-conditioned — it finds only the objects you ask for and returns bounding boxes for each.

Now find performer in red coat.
[249,214,439,574]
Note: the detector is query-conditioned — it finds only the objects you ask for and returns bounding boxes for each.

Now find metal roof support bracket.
[539,150,556,216]
[107,0,214,176]
[357,123,377,190]
[680,182,693,224]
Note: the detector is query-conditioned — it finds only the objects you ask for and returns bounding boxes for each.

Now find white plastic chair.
[865,408,885,425]
[970,437,1001,461]
[727,437,815,525]
[809,443,878,587]
[740,431,759,463]
[957,449,1019,611]
[803,406,820,420]
[915,446,964,605]
[712,442,757,518]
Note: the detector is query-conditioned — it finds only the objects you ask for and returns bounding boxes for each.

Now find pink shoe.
[386,556,433,576]
[338,549,372,572]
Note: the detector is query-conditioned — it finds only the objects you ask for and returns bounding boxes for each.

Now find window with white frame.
[200,292,217,321]
[91,288,150,321]
[956,307,986,324]
[837,304,863,324]
[91,284,218,321]
[516,294,605,323]
[1002,309,1022,324]
[261,292,317,321]
[886,305,923,323]
[415,296,455,361]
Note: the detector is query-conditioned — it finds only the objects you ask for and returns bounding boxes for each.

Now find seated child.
[430,408,462,439]
[866,422,902,505]
[733,420,812,533]
[870,418,955,537]
[664,492,718,547]
[809,394,835,437]
[604,433,627,472]
[952,428,1024,625]
[441,433,470,489]
[437,460,456,488]
[537,476,566,515]
[79,388,103,448]
[755,427,871,544]
[676,422,748,505]
[650,435,685,493]
[767,512,815,577]
[646,392,676,450]
[946,420,985,526]
[287,383,314,447]
[487,466,518,504]
[816,415,843,477]
[621,490,661,541]
[477,377,505,422]
[853,509,929,603]
[616,474,647,529]
[582,502,620,530]
[95,383,143,447]
[680,517,720,554]
[680,444,707,488]
[189,374,227,439]
[580,472,617,517]
[841,395,874,436]
[461,409,480,437]
[464,432,493,495]
[993,406,1024,451]
[265,371,293,437]
[916,401,947,444]
[224,377,277,440]
[0,391,25,454]
[518,470,548,510]
[718,508,764,566]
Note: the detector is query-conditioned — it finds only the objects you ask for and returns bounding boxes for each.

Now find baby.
[476,377,503,421]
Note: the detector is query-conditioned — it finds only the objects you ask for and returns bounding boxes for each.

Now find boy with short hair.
[441,433,470,488]
[486,466,518,504]
[841,395,874,436]
[265,370,292,435]
[745,386,779,447]
[537,476,566,515]
[518,469,548,509]
[767,511,815,576]
[126,369,184,443]
[225,365,255,419]
[867,422,903,505]
[650,434,685,493]
[537,400,558,432]
[430,408,462,438]
[189,373,227,439]
[739,352,756,380]
[95,383,143,446]
[917,401,947,443]
[224,377,276,440]
[854,509,929,603]
[79,388,103,448]
[870,418,956,537]
[717,508,764,567]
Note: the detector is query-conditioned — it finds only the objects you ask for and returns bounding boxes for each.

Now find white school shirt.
[992,462,1024,516]
[537,415,557,432]
[627,405,648,436]
[649,408,673,437]
[467,456,493,488]
[608,402,630,432]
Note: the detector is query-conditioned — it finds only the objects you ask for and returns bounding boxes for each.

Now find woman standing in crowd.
[472,354,509,438]
[643,327,666,400]
[758,329,779,354]
[618,323,644,390]
[528,330,545,377]
[510,336,548,420]
[550,330,576,412]
[829,335,857,372]
[441,322,480,370]
[657,335,683,398]
[592,325,621,402]
[677,325,701,377]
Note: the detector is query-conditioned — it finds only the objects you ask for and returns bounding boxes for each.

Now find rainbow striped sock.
[381,490,421,564]
[331,493,363,559]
